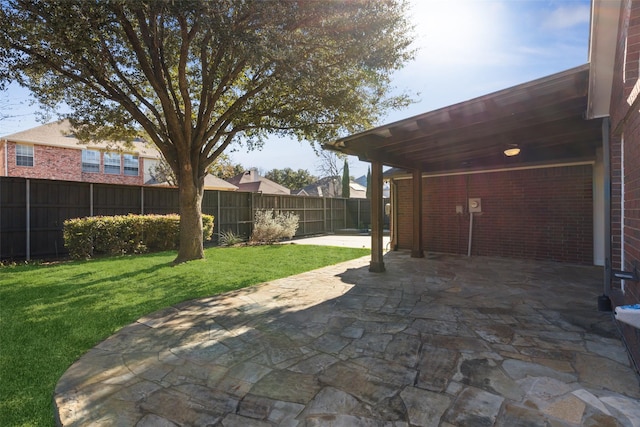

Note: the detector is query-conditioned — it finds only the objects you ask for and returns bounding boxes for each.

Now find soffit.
[325,64,602,173]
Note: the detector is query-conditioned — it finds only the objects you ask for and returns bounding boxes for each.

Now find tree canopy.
[265,168,316,191]
[151,153,245,185]
[208,154,245,180]
[0,0,414,262]
[341,159,350,198]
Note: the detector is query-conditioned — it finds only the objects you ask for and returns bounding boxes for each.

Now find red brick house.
[0,120,162,185]
[589,0,640,371]
[325,0,640,372]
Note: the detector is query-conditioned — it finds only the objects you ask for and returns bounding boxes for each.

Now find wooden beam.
[347,96,587,161]
[411,168,424,258]
[331,65,589,156]
[409,113,592,155]
[369,160,385,272]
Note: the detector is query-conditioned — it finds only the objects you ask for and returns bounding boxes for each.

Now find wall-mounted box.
[468,198,482,213]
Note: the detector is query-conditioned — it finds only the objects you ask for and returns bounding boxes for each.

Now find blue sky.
[0,0,592,179]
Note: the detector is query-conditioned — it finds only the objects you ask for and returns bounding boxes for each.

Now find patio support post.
[411,168,424,258]
[369,160,385,272]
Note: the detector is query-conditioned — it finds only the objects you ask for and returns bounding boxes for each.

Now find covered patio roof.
[325,64,603,173]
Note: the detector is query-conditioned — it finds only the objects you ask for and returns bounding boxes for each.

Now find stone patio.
[54,251,640,426]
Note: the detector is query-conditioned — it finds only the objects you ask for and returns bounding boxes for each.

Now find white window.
[123,154,139,176]
[82,150,100,173]
[16,144,34,167]
[104,152,121,175]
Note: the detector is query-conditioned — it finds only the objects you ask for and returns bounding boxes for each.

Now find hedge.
[63,214,214,259]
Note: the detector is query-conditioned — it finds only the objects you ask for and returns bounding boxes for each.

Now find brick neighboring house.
[0,120,162,185]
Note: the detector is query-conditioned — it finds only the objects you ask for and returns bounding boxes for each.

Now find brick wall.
[0,141,5,175]
[609,0,640,372]
[6,142,81,181]
[3,141,143,185]
[394,164,594,265]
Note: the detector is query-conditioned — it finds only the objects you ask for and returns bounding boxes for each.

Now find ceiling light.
[504,147,521,157]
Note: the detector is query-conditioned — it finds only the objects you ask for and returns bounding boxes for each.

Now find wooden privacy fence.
[0,177,384,260]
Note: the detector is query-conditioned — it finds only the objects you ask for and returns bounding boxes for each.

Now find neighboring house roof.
[293,189,310,196]
[348,181,367,199]
[226,169,290,195]
[297,176,368,198]
[146,173,238,191]
[1,120,162,159]
[354,175,367,187]
[298,176,340,197]
[204,174,238,191]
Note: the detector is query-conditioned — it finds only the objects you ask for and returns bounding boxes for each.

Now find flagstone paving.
[54,252,640,426]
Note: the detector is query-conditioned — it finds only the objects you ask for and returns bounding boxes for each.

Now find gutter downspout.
[600,117,613,311]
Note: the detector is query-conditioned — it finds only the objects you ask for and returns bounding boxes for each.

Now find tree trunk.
[173,172,205,264]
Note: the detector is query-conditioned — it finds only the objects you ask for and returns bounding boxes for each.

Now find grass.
[0,244,369,426]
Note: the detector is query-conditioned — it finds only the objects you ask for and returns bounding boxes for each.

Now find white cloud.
[542,5,591,30]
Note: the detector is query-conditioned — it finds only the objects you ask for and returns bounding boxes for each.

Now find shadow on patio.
[54,251,640,426]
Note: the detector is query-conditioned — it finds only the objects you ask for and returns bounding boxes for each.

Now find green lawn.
[0,244,369,426]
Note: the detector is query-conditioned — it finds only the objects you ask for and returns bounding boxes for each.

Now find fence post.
[325,198,336,232]
[140,187,144,214]
[26,179,30,261]
[250,192,255,236]
[343,199,346,231]
[217,190,221,236]
[323,197,327,233]
[302,196,306,235]
[90,183,94,217]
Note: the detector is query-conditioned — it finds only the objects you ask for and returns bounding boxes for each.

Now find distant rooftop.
[2,120,162,158]
[226,169,290,195]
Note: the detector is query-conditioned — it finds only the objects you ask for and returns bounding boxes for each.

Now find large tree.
[265,168,316,191]
[0,0,413,263]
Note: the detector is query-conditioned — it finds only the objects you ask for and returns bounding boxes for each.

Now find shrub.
[217,229,244,247]
[63,214,214,259]
[250,209,299,244]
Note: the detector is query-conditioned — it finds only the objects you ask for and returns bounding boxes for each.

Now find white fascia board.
[587,0,622,119]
